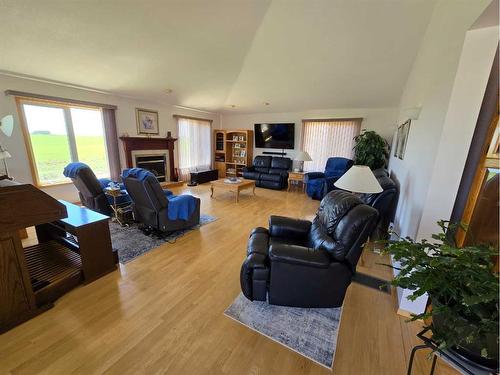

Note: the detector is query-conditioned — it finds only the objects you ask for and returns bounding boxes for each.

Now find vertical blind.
[177,116,212,181]
[302,118,362,172]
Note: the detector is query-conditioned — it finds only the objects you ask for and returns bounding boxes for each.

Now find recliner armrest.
[269,215,311,240]
[304,172,325,183]
[242,166,255,173]
[269,244,330,268]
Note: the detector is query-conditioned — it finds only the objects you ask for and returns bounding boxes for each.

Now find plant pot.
[431,298,499,371]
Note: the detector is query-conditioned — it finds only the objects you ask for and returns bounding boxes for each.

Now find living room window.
[301,118,362,172]
[176,115,212,181]
[18,99,110,186]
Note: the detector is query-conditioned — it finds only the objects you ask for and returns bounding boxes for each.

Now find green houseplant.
[382,221,499,369]
[353,129,389,170]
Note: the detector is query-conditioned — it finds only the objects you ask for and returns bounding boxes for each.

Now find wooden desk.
[36,200,116,284]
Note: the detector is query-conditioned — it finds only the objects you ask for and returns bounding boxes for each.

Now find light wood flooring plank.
[0,185,458,375]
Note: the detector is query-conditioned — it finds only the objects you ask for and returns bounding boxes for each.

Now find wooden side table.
[288,172,307,192]
[104,187,130,226]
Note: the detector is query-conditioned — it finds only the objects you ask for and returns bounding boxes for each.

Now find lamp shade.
[0,149,11,160]
[334,165,383,194]
[294,151,312,161]
[0,115,14,137]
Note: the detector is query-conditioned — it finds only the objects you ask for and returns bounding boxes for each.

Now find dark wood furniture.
[36,200,116,283]
[119,134,178,181]
[0,181,116,333]
[189,169,219,185]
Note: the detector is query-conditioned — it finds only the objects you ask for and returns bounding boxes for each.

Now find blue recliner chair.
[122,168,200,233]
[63,162,131,215]
[305,157,354,200]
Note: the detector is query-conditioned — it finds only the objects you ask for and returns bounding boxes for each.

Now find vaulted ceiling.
[0,0,439,113]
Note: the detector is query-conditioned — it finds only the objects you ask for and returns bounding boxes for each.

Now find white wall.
[388,0,492,240]
[387,0,496,314]
[220,107,398,165]
[0,74,220,201]
[417,26,498,241]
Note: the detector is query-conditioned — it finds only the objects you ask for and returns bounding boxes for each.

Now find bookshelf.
[213,129,253,178]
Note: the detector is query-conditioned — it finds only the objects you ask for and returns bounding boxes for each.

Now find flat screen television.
[254,123,295,149]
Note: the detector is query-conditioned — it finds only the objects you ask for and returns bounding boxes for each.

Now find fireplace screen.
[135,155,167,182]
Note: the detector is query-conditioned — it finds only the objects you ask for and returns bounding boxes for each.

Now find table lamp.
[294,151,312,172]
[0,145,11,178]
[334,165,382,194]
[0,115,14,179]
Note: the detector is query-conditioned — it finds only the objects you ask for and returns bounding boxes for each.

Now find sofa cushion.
[260,173,282,182]
[271,157,291,170]
[254,167,270,174]
[253,156,272,169]
[243,171,261,180]
[317,190,362,236]
[268,168,287,176]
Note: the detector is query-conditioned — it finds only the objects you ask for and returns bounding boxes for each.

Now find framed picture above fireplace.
[136,108,159,135]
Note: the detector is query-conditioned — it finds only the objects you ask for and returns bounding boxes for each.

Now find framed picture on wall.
[394,126,402,157]
[136,108,159,135]
[395,120,411,160]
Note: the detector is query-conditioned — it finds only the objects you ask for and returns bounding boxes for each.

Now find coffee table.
[210,178,256,203]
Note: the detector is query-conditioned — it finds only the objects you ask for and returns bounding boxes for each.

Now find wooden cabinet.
[213,129,253,178]
[214,130,226,178]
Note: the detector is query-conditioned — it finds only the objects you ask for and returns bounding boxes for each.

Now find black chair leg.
[430,354,437,375]
[407,345,428,375]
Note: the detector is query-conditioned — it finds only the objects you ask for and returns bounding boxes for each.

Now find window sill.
[36,181,73,188]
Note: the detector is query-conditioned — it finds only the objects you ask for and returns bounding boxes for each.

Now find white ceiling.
[0,0,441,113]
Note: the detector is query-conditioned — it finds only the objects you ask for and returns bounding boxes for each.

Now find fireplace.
[120,134,178,181]
[135,154,167,182]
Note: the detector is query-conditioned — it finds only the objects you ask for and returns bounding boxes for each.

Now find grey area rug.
[109,214,217,264]
[224,293,342,368]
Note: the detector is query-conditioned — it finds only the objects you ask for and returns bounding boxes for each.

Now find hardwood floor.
[1,185,457,374]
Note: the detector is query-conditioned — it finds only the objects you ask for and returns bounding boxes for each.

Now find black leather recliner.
[242,156,292,190]
[360,169,398,240]
[240,190,378,308]
[63,162,130,216]
[122,168,201,233]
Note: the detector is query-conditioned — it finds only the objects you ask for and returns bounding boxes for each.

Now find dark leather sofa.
[240,190,378,308]
[242,156,292,190]
[359,169,398,240]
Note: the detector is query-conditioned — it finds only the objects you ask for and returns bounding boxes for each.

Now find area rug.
[224,293,342,368]
[109,214,217,264]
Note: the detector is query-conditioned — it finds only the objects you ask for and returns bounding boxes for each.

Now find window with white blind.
[301,118,362,172]
[176,116,212,181]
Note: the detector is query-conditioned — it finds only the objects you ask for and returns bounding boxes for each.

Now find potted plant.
[382,221,499,370]
[353,129,389,170]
